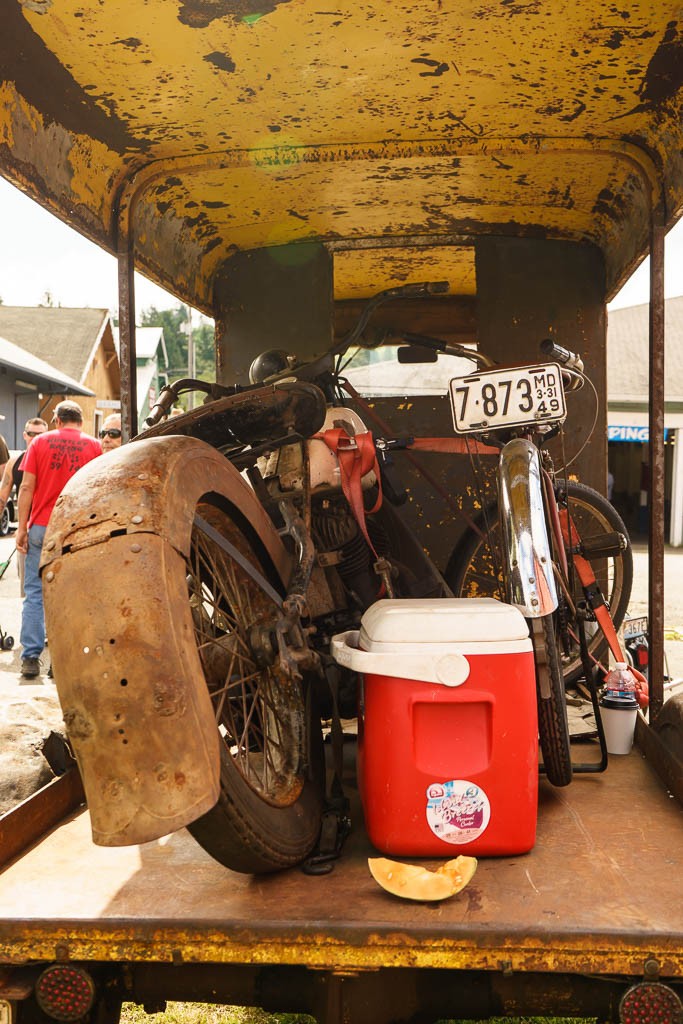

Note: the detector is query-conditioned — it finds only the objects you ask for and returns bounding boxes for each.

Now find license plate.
[623,616,648,639]
[449,363,566,434]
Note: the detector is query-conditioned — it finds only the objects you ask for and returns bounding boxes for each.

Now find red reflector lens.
[35,966,95,1022]
[620,981,683,1024]
[636,646,649,668]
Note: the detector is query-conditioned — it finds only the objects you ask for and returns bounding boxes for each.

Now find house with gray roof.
[0,306,120,444]
[0,333,93,447]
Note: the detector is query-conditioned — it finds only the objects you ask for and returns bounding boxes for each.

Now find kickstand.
[302,666,351,875]
[570,616,608,773]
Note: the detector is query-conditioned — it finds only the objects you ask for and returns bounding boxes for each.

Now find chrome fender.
[497,437,558,618]
[42,436,290,847]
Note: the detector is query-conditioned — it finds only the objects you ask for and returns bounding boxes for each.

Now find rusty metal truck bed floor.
[0,749,681,977]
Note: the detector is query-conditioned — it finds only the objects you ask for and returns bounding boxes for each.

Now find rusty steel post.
[648,215,666,720]
[117,230,138,440]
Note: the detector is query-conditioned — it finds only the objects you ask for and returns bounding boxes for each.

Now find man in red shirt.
[16,400,102,678]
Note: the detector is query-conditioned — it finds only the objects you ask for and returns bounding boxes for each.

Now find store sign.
[608,425,671,442]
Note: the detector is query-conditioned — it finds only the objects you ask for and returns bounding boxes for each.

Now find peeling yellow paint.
[1,0,682,306]
[1,926,682,977]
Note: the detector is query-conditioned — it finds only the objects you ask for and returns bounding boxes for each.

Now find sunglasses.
[25,430,46,438]
[99,428,122,439]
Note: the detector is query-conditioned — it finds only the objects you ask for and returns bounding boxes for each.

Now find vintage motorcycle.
[42,282,633,874]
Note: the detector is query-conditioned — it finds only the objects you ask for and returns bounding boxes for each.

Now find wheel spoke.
[186,504,302,807]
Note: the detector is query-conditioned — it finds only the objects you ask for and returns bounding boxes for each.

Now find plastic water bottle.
[600,662,639,755]
[603,662,638,700]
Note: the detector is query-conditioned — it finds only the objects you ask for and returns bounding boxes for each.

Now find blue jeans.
[20,524,47,660]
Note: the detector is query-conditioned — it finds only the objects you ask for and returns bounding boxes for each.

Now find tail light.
[35,966,95,1022]
[620,980,683,1023]
[635,643,649,669]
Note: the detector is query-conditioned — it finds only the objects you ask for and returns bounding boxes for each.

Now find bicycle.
[400,335,637,787]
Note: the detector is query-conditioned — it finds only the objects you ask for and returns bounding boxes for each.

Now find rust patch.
[62,708,94,742]
[639,20,683,107]
[592,187,628,224]
[5,4,145,154]
[178,0,291,28]
[203,51,236,73]
[411,57,451,78]
[604,29,624,50]
[113,37,143,50]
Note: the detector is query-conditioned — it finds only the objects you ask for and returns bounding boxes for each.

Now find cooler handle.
[330,630,470,687]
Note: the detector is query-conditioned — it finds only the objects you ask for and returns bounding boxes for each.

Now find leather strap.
[314,427,383,561]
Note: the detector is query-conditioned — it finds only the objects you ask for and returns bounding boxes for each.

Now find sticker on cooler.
[426,780,491,845]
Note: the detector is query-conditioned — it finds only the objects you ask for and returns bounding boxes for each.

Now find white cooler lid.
[360,598,529,646]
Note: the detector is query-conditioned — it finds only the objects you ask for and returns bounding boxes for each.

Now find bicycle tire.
[553,479,633,683]
[446,479,633,686]
[531,615,573,786]
[446,484,573,786]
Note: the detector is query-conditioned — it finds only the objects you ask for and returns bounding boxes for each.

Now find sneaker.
[21,656,41,678]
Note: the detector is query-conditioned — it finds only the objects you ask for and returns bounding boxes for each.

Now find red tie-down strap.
[314,427,384,563]
[560,508,649,709]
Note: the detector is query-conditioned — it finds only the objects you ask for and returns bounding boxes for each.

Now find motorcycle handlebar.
[540,338,584,374]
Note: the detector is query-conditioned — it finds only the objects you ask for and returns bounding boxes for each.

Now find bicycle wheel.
[531,616,573,787]
[186,498,325,874]
[552,479,633,684]
[446,479,633,686]
[446,493,573,787]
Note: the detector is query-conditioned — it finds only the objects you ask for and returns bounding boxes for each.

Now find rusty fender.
[42,436,291,848]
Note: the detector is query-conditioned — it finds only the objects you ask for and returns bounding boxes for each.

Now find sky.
[0,175,680,314]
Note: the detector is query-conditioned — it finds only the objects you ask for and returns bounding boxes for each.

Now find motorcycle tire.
[184,497,325,874]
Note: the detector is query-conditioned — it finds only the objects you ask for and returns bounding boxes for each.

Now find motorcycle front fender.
[42,436,291,847]
[498,437,558,618]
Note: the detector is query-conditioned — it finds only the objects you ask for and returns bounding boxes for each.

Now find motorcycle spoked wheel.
[185,498,324,874]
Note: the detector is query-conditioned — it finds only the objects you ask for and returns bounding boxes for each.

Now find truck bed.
[0,745,681,979]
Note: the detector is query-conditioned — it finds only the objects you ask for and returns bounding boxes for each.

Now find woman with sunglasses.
[99,413,122,453]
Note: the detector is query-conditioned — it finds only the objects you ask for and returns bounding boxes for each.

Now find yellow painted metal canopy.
[1,0,682,311]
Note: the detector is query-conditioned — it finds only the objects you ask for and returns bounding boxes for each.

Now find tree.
[139,305,187,378]
[137,304,216,383]
[194,320,215,379]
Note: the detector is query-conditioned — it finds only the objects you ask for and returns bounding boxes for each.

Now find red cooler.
[331,598,538,857]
